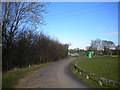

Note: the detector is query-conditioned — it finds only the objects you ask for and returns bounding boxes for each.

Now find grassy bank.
[70,56,119,88]
[2,62,53,88]
[3,57,70,88]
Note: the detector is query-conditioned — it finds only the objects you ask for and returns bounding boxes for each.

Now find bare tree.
[2,2,47,71]
[101,40,115,55]
[2,2,69,72]
[91,39,102,50]
[2,2,47,46]
[88,39,115,55]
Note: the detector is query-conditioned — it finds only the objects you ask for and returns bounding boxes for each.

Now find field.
[71,56,119,88]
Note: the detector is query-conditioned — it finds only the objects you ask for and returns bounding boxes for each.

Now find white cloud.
[104,32,118,36]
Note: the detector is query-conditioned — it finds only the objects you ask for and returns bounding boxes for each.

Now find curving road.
[16,57,89,88]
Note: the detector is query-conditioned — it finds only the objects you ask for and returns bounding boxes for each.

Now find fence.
[74,64,120,86]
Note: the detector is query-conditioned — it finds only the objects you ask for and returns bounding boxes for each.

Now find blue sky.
[37,2,118,49]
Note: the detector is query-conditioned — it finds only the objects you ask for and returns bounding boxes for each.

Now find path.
[16,57,89,88]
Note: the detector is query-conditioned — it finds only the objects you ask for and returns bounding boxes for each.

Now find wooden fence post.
[74,64,120,87]
[86,75,89,79]
[98,80,102,86]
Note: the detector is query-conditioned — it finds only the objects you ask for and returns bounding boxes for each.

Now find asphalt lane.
[16,57,89,88]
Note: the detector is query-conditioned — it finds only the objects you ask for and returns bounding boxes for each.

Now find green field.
[71,56,119,88]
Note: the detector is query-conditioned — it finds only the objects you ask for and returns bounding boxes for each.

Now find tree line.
[2,29,68,71]
[2,2,68,71]
[86,39,119,55]
[68,39,119,57]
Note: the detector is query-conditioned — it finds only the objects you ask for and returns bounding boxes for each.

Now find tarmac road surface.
[16,57,89,88]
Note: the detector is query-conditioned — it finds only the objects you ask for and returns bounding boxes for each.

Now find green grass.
[71,56,119,88]
[2,62,53,88]
[76,57,119,81]
[2,57,69,88]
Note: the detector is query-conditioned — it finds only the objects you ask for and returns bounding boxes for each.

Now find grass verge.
[2,57,69,88]
[2,62,53,88]
[70,56,119,88]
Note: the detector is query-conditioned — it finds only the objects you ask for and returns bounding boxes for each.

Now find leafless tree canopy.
[101,40,115,50]
[2,2,69,71]
[86,39,115,55]
[2,2,47,46]
[91,39,101,50]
